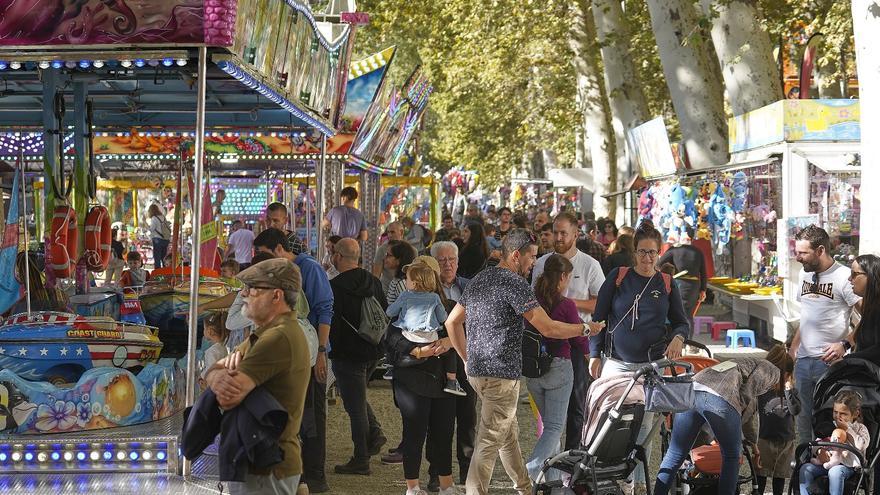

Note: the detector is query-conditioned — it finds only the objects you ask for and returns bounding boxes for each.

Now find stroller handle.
[636,359,694,378]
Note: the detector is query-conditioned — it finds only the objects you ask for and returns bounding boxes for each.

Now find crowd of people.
[141,191,880,495]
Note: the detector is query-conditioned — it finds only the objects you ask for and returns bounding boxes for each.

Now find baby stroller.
[533,359,690,495]
[659,340,761,494]
[788,357,880,495]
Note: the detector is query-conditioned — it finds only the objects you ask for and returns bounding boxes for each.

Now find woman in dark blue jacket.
[587,221,689,492]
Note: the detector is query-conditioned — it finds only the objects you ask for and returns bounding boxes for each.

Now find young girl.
[525,253,589,482]
[799,390,870,495]
[199,312,229,386]
[756,345,800,495]
[386,261,465,396]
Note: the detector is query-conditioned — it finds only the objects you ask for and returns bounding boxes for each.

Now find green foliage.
[354,0,577,186]
[759,0,854,88]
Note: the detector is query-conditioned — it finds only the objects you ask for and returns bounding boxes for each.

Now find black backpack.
[521,324,552,378]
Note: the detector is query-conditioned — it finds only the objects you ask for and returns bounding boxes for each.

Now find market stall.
[636,99,861,343]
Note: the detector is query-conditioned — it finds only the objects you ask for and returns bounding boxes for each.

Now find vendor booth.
[636,100,861,344]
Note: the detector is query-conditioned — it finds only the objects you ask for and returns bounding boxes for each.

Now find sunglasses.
[513,232,538,253]
[809,272,820,294]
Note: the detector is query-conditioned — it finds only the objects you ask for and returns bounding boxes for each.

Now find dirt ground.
[323,379,539,495]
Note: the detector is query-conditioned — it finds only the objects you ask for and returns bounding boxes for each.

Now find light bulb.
[38,61,50,69]
[93,60,105,68]
[10,61,21,69]
[121,60,133,68]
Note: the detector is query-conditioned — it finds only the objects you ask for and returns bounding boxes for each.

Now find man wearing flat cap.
[205,258,312,495]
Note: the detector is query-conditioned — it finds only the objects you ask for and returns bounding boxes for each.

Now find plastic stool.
[726,329,756,349]
[693,316,715,335]
[711,322,736,341]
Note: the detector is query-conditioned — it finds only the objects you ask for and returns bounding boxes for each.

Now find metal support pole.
[73,82,89,257]
[41,69,59,248]
[183,46,208,477]
[315,136,328,261]
[20,134,31,315]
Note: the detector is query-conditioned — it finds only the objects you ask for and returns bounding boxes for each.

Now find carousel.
[0,0,361,481]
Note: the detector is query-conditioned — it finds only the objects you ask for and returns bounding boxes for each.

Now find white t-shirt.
[796,263,861,358]
[226,228,255,264]
[532,249,606,322]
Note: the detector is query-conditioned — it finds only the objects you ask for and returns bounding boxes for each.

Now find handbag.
[643,363,695,413]
[521,326,552,378]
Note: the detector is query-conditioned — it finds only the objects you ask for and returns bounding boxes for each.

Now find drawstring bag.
[643,362,695,413]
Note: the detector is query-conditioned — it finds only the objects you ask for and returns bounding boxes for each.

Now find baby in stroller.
[791,357,880,495]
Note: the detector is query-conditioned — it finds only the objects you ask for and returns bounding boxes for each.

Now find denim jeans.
[526,358,573,481]
[655,391,743,495]
[799,463,855,495]
[602,358,658,484]
[795,357,830,445]
[152,237,169,268]
[332,359,383,460]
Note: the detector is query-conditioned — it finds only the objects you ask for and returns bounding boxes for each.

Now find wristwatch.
[582,323,590,337]
[840,340,852,351]
[318,345,327,353]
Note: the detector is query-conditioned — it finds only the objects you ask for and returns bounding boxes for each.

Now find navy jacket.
[181,387,288,481]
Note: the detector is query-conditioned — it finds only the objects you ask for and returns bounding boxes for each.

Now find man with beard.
[789,225,860,444]
[531,212,606,450]
[445,229,605,495]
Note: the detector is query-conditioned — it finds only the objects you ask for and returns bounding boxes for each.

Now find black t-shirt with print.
[459,266,540,379]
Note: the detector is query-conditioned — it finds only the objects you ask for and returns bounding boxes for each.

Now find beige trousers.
[465,376,531,495]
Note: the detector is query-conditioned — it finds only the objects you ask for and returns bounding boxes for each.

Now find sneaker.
[383,368,394,380]
[438,487,456,495]
[297,482,310,495]
[302,478,329,493]
[443,379,467,396]
[334,458,371,475]
[381,451,404,464]
[367,433,387,456]
[426,475,440,493]
[405,489,428,495]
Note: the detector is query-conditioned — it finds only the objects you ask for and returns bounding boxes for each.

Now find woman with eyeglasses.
[845,254,880,365]
[588,221,690,494]
[844,255,880,495]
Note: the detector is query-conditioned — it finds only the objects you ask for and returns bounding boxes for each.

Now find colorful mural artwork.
[0,313,162,384]
[729,99,861,153]
[0,358,183,434]
[0,0,234,47]
[91,131,354,157]
[340,47,396,134]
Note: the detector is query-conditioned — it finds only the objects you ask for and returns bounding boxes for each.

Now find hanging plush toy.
[666,184,687,245]
[638,188,654,223]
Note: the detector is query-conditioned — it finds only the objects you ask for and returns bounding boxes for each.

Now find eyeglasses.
[436,257,457,265]
[242,285,277,296]
[636,249,659,258]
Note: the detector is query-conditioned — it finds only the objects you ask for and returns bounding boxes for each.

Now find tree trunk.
[570,0,616,219]
[591,0,650,188]
[645,0,729,169]
[700,0,783,115]
[852,0,880,254]
[816,55,844,98]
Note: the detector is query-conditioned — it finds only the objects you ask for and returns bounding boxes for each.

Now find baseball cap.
[237,258,302,292]
[402,255,440,275]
